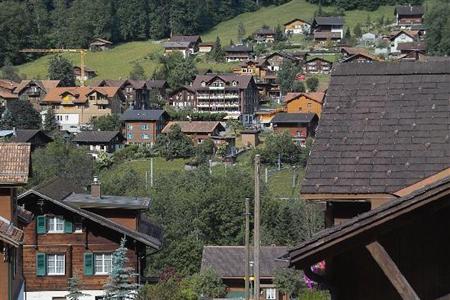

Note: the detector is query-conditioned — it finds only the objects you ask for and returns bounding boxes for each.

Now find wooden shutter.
[84,252,94,276]
[36,215,47,234]
[36,253,46,276]
[64,219,73,233]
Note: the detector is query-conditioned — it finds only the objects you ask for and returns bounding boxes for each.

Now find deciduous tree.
[48,55,75,86]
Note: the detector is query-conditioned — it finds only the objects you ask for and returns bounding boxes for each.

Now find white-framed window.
[47,216,64,233]
[141,133,150,140]
[127,124,133,130]
[141,124,149,130]
[47,254,65,275]
[266,288,277,300]
[95,253,112,275]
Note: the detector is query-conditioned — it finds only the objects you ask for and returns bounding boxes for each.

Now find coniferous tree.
[237,21,246,43]
[66,276,90,300]
[129,62,146,80]
[277,60,301,95]
[0,100,41,129]
[43,108,58,132]
[0,109,15,130]
[104,238,139,300]
[48,55,75,87]
[209,37,225,62]
[306,77,319,92]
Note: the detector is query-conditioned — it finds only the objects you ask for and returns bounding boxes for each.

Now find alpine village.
[0,0,450,299]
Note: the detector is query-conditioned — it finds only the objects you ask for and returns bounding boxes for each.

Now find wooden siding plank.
[366,241,420,300]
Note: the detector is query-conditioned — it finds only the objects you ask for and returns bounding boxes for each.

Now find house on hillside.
[234,59,269,80]
[271,112,318,144]
[41,86,123,133]
[284,92,325,117]
[163,35,202,58]
[167,86,196,109]
[300,61,450,229]
[120,109,168,145]
[89,38,113,51]
[342,52,380,63]
[92,79,149,109]
[284,18,311,35]
[9,129,53,150]
[311,16,344,41]
[146,80,169,104]
[389,30,420,53]
[73,66,97,81]
[162,121,225,144]
[18,177,162,300]
[224,45,253,62]
[397,41,426,56]
[395,5,424,28]
[0,143,31,300]
[201,246,289,300]
[264,52,299,72]
[304,57,333,74]
[15,80,62,112]
[254,27,276,44]
[191,74,259,125]
[0,79,18,107]
[72,131,123,157]
[199,42,214,54]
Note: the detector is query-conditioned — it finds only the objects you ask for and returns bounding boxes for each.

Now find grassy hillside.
[16,40,236,80]
[202,0,395,43]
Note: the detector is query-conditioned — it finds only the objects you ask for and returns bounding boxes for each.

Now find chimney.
[91,176,101,198]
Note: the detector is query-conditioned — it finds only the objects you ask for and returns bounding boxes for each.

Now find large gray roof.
[271,113,317,123]
[64,193,150,210]
[395,5,424,16]
[313,16,344,26]
[201,246,288,278]
[120,109,166,121]
[302,62,450,195]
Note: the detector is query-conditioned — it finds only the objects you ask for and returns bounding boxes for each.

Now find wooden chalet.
[72,130,123,157]
[305,57,333,74]
[199,42,214,53]
[162,121,225,144]
[0,80,18,107]
[18,177,162,300]
[163,35,202,58]
[224,45,253,62]
[263,52,299,72]
[342,52,380,63]
[284,92,325,117]
[301,62,450,226]
[89,38,113,51]
[73,66,97,81]
[287,177,450,300]
[92,79,149,109]
[120,109,168,145]
[167,86,196,109]
[394,5,424,28]
[201,246,288,300]
[0,143,31,300]
[284,18,311,35]
[389,30,420,54]
[271,112,318,144]
[254,27,276,44]
[311,16,344,41]
[9,129,53,150]
[15,80,62,112]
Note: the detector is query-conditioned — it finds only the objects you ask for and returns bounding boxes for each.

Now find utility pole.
[254,155,261,300]
[150,157,154,187]
[244,197,250,300]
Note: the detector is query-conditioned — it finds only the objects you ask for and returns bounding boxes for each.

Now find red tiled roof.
[43,86,120,103]
[0,143,30,185]
[162,121,224,134]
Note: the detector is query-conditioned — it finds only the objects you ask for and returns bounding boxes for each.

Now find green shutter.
[84,253,94,276]
[36,215,46,234]
[36,253,46,276]
[64,219,73,233]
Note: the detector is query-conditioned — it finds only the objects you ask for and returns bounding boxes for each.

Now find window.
[141,124,149,130]
[74,223,83,233]
[266,288,277,300]
[127,124,133,130]
[47,216,64,233]
[141,134,150,140]
[95,253,112,275]
[307,103,312,112]
[47,254,65,275]
[127,133,134,139]
[65,115,69,121]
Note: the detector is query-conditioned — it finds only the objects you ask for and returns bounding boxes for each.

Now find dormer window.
[201,81,206,87]
[232,81,238,86]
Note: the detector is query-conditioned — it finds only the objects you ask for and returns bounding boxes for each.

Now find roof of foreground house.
[72,131,121,143]
[120,109,166,121]
[301,62,450,196]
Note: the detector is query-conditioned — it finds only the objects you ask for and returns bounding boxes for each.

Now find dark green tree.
[237,21,246,43]
[43,108,59,132]
[277,60,301,95]
[30,139,93,187]
[274,268,304,299]
[306,77,319,92]
[1,60,21,82]
[0,100,41,129]
[90,114,121,131]
[155,124,194,160]
[48,55,75,86]
[208,36,225,62]
[274,24,286,42]
[353,23,362,38]
[129,62,146,80]
[191,268,226,298]
[425,0,450,55]
[291,81,305,92]
[260,131,305,165]
[157,52,197,89]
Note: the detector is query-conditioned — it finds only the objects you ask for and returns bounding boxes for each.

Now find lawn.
[202,0,396,42]
[265,166,305,199]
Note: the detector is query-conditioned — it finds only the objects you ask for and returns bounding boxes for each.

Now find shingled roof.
[0,143,30,185]
[120,109,167,121]
[201,246,288,278]
[162,121,225,134]
[395,5,424,16]
[313,16,344,26]
[72,131,120,143]
[0,218,23,247]
[271,113,317,124]
[301,62,450,196]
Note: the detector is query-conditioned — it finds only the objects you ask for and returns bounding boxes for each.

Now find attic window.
[201,81,206,87]
[232,81,238,86]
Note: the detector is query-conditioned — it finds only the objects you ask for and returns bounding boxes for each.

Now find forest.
[306,0,423,11]
[0,0,289,66]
